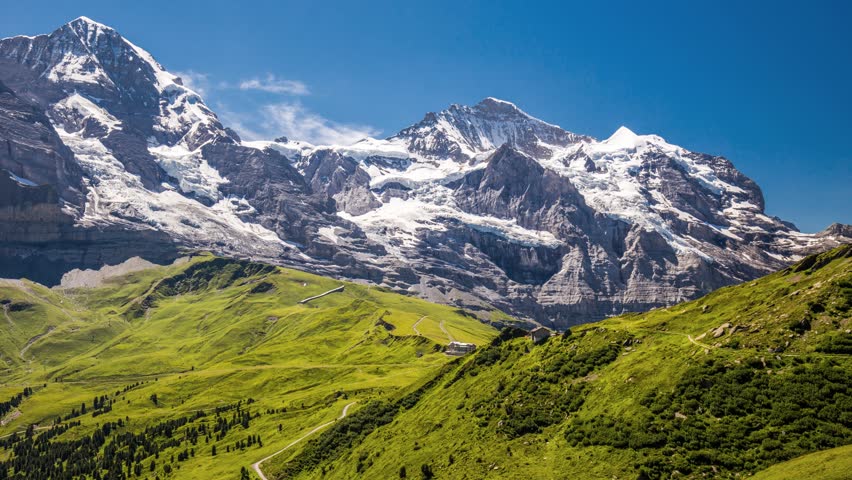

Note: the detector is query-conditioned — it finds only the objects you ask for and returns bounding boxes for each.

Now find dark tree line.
[0,396,261,480]
[0,387,33,419]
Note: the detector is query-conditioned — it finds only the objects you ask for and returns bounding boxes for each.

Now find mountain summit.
[1,19,850,327]
[390,96,590,161]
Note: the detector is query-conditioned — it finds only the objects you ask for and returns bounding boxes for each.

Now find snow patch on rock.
[148,143,227,201]
[6,171,39,187]
[52,93,122,132]
[339,185,562,257]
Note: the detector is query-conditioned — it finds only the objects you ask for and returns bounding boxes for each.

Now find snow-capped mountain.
[1,18,849,327]
[261,99,850,325]
[0,17,327,268]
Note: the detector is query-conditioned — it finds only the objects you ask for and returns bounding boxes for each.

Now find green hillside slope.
[748,444,852,480]
[272,245,852,480]
[0,254,498,479]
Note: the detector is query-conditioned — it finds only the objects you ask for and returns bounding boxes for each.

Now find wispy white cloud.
[173,71,309,98]
[238,74,310,95]
[219,101,379,146]
[214,103,264,141]
[260,102,378,145]
[177,70,367,145]
[173,70,211,97]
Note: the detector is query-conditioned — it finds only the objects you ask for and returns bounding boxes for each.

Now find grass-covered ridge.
[748,444,852,480]
[0,254,498,479]
[274,245,852,479]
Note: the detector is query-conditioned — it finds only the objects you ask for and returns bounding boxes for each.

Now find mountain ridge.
[0,17,849,327]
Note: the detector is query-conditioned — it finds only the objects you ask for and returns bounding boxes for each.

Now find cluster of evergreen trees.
[61,382,146,422]
[0,396,261,479]
[0,387,33,419]
[229,434,263,452]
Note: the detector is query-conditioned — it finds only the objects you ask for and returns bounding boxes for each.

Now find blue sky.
[1,0,849,232]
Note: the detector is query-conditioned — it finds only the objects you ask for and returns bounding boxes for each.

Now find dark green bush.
[565,357,852,478]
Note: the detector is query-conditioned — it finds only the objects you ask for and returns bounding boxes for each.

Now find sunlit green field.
[0,254,497,479]
[748,444,852,480]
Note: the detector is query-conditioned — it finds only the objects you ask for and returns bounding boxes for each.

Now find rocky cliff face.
[0,76,177,283]
[0,18,849,327]
[0,78,83,205]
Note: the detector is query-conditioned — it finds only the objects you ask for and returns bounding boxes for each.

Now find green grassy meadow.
[0,254,497,479]
[2,246,850,479]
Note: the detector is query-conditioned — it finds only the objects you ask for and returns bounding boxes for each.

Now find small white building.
[530,326,552,344]
[445,341,477,356]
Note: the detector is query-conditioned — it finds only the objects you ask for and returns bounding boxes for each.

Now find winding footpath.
[439,320,455,343]
[252,401,356,480]
[412,315,426,336]
[642,329,849,359]
[2,304,12,326]
[686,334,712,350]
[20,326,56,360]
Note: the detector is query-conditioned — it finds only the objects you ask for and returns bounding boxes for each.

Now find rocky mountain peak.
[30,17,151,91]
[65,15,117,39]
[0,18,230,149]
[818,223,852,238]
[55,16,177,94]
[471,96,532,118]
[390,98,590,161]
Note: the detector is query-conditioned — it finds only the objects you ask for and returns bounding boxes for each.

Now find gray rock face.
[0,18,849,328]
[304,149,381,216]
[452,145,595,233]
[0,78,174,284]
[0,79,83,205]
[200,142,323,245]
[0,174,179,284]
